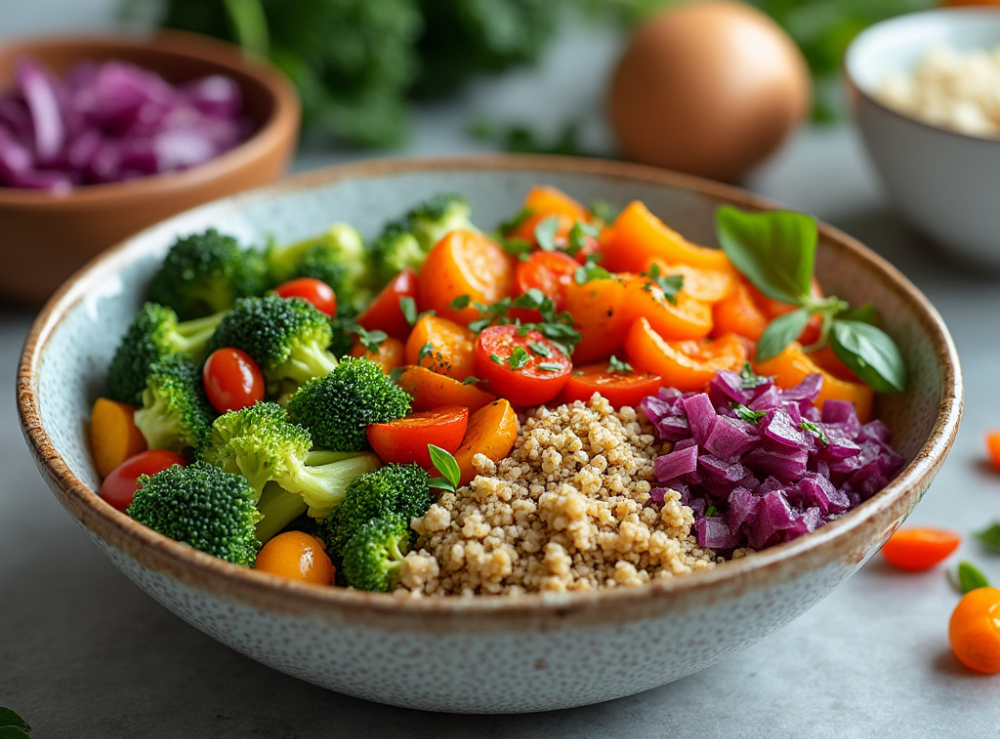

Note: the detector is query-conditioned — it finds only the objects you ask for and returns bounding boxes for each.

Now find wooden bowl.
[17,156,963,713]
[0,31,300,304]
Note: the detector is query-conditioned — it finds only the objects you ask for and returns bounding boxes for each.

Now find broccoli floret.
[370,193,477,283]
[341,513,412,592]
[127,461,261,566]
[323,463,431,557]
[134,357,216,455]
[286,357,412,452]
[147,229,268,320]
[200,401,381,519]
[106,303,226,405]
[406,193,475,251]
[266,223,376,311]
[207,293,338,393]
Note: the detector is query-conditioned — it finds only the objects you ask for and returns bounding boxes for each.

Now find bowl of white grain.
[845,7,1000,269]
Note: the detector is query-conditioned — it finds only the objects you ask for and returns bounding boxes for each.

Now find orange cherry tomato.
[556,362,662,408]
[562,276,631,364]
[754,342,875,424]
[357,267,418,341]
[507,212,576,245]
[986,431,1000,472]
[203,347,265,414]
[349,336,405,374]
[474,325,572,406]
[601,201,730,274]
[625,318,748,393]
[367,406,470,469]
[514,250,579,311]
[621,275,713,341]
[253,531,336,585]
[274,277,336,316]
[418,230,514,325]
[405,315,477,381]
[504,185,590,242]
[100,449,188,513]
[880,527,961,571]
[950,587,1000,675]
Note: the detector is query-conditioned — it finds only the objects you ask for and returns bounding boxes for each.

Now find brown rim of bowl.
[843,6,1000,146]
[0,29,300,206]
[17,154,963,627]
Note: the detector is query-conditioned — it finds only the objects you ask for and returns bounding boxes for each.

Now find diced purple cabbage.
[0,57,250,192]
[645,372,906,552]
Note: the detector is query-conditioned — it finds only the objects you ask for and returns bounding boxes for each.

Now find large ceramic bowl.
[17,156,962,714]
[845,8,1000,269]
[0,31,300,304]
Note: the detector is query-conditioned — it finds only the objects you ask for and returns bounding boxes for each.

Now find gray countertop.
[2,5,1000,737]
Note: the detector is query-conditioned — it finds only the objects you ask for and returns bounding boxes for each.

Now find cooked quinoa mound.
[396,395,719,597]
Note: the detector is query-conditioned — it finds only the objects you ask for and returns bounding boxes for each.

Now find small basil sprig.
[0,707,31,738]
[952,561,991,594]
[716,206,907,394]
[428,444,461,492]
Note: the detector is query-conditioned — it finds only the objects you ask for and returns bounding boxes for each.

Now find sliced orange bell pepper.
[624,318,748,392]
[404,315,477,381]
[453,399,520,486]
[417,229,514,324]
[396,365,496,413]
[621,276,713,341]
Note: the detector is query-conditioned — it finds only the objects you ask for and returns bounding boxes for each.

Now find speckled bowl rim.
[843,7,1000,146]
[0,30,300,206]
[17,154,963,632]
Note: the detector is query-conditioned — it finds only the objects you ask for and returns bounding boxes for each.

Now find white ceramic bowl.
[845,8,1000,268]
[17,156,962,714]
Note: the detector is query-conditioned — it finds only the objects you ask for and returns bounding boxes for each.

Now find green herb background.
[137,0,935,148]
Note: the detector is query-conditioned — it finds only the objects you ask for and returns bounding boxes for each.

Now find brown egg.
[609,0,811,182]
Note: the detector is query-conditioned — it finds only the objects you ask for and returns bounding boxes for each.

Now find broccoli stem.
[285,453,382,519]
[171,310,228,356]
[281,345,339,385]
[255,483,308,543]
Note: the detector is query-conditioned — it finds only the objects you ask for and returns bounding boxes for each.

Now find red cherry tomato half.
[203,348,265,413]
[367,406,470,469]
[357,267,419,341]
[556,362,663,408]
[100,449,188,513]
[514,250,579,311]
[473,324,572,407]
[274,277,337,316]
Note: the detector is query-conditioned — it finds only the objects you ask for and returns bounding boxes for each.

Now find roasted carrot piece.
[349,336,405,374]
[90,398,147,478]
[621,276,713,341]
[396,365,496,412]
[453,399,519,486]
[562,276,631,364]
[404,315,477,381]
[987,431,1000,471]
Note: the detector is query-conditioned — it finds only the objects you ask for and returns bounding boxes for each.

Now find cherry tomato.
[556,362,662,408]
[203,348,265,414]
[357,267,419,341]
[473,325,572,406]
[514,251,579,311]
[367,406,470,469]
[880,527,961,571]
[254,531,336,585]
[950,587,1000,674]
[100,449,188,513]
[274,277,336,316]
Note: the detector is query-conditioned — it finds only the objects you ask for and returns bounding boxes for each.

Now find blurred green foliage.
[145,0,935,147]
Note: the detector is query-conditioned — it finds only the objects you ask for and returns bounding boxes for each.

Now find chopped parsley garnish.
[462,376,483,385]
[734,403,766,423]
[608,355,632,373]
[490,353,503,365]
[590,199,620,224]
[355,327,388,354]
[800,420,829,445]
[529,341,551,357]
[566,221,599,257]
[534,216,560,252]
[449,294,471,311]
[739,362,768,389]
[574,262,612,285]
[508,346,530,370]
[468,289,581,357]
[705,505,717,518]
[537,363,563,372]
[640,263,684,304]
[399,296,418,326]
[498,206,533,234]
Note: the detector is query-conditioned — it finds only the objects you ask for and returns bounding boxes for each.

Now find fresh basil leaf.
[500,237,534,259]
[838,302,877,324]
[513,289,546,310]
[574,263,612,285]
[756,308,811,363]
[608,355,632,373]
[957,561,991,594]
[534,216,560,251]
[567,221,595,257]
[427,477,456,493]
[490,353,503,365]
[509,346,530,370]
[716,206,817,305]
[0,709,30,732]
[830,320,907,393]
[0,728,31,739]
[468,318,493,333]
[399,296,418,326]
[975,522,1000,553]
[356,328,388,354]
[428,444,461,489]
[449,294,471,311]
